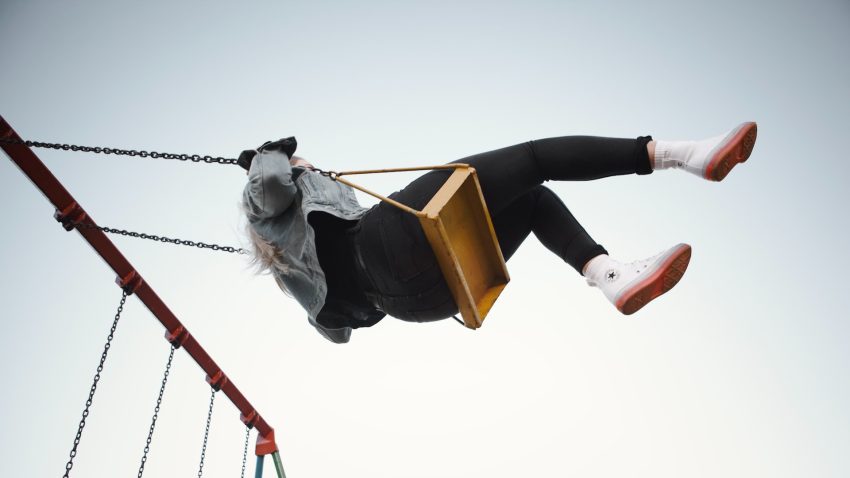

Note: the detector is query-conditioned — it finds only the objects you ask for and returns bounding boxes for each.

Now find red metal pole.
[1,114,278,456]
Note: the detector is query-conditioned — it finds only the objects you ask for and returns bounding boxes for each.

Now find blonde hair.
[241,197,292,295]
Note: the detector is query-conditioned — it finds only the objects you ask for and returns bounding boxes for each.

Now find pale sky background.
[1,1,848,477]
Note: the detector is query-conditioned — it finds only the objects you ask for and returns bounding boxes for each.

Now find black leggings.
[351,134,654,322]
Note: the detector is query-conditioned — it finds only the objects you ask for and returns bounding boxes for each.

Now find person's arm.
[243,141,298,219]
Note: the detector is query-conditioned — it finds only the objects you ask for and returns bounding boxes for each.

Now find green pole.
[255,455,265,478]
[272,451,287,478]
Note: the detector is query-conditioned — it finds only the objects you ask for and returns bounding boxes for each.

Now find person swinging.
[240,122,758,343]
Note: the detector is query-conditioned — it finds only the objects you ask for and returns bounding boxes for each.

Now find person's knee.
[529,184,556,201]
[530,185,571,215]
[522,141,543,174]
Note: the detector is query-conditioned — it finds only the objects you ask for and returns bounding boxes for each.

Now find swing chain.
[0,137,238,166]
[62,290,129,478]
[136,346,177,478]
[69,221,248,255]
[310,167,338,180]
[240,426,250,478]
[197,388,217,478]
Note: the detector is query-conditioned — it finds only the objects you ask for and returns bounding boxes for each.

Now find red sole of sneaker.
[615,244,692,315]
[704,122,758,182]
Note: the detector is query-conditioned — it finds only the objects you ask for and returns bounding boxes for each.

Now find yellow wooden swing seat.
[332,164,509,329]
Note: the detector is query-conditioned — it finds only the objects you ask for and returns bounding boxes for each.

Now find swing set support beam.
[0,115,281,461]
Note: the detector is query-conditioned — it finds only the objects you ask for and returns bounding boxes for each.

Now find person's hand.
[290,156,314,170]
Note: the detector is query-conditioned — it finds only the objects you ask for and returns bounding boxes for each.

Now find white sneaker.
[655,122,758,181]
[584,244,692,315]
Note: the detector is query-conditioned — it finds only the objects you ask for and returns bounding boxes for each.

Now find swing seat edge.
[419,167,510,330]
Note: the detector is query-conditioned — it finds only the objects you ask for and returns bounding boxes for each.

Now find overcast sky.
[1,1,849,477]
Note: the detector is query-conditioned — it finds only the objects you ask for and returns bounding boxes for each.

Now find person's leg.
[451,135,654,216]
[491,185,606,274]
[647,140,656,168]
[377,134,653,237]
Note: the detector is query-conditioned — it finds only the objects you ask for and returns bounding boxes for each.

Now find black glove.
[237,149,258,171]
[237,136,298,171]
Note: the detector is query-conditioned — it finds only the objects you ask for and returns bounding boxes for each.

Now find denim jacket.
[243,140,370,343]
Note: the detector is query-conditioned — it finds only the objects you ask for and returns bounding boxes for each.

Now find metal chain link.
[198,388,217,478]
[136,346,177,478]
[70,221,247,255]
[0,137,238,166]
[62,290,129,478]
[240,426,251,478]
[309,167,338,180]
